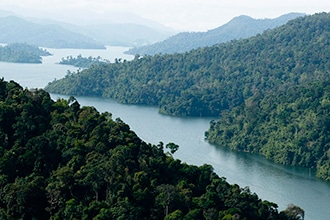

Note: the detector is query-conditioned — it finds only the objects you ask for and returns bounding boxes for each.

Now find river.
[1,46,329,220]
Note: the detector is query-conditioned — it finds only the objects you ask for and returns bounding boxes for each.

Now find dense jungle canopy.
[0,79,304,219]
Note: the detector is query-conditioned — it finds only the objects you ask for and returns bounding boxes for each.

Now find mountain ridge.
[125,12,305,55]
[0,16,105,49]
[0,9,175,47]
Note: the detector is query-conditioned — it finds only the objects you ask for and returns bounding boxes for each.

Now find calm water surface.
[1,46,329,220]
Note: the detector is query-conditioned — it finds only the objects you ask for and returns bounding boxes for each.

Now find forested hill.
[0,79,302,219]
[46,12,330,118]
[206,81,330,181]
[125,13,304,55]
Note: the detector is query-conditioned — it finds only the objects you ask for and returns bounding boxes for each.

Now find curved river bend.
[1,46,329,220]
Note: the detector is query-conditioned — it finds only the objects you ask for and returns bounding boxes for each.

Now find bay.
[1,46,329,220]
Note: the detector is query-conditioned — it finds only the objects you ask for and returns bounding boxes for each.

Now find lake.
[1,46,329,220]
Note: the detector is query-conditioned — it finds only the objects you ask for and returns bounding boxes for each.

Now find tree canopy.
[0,79,301,219]
[45,13,330,117]
[45,12,330,181]
[205,80,330,181]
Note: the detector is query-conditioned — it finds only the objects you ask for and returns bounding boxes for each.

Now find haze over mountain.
[0,15,105,49]
[2,0,329,32]
[126,13,305,55]
[71,23,171,47]
[0,9,13,17]
[0,9,175,48]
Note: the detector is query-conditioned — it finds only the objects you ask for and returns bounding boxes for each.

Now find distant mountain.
[0,9,14,17]
[76,23,172,47]
[0,16,105,49]
[126,13,305,55]
[24,20,173,47]
[0,9,175,47]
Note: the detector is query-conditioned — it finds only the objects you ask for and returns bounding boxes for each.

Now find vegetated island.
[45,12,330,182]
[0,79,304,219]
[0,43,51,63]
[59,54,109,68]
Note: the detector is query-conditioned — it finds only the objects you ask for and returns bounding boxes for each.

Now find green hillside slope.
[45,12,330,181]
[206,81,330,181]
[0,79,301,219]
[46,12,330,117]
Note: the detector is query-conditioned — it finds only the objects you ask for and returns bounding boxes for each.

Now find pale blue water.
[1,46,329,220]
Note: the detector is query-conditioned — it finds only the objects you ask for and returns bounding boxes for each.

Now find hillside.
[0,79,301,219]
[206,81,330,181]
[45,12,330,181]
[0,16,105,49]
[45,12,330,117]
[125,13,304,55]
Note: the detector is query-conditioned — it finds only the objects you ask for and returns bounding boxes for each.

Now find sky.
[1,0,330,31]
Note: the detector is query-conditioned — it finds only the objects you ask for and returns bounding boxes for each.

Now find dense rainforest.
[125,13,303,55]
[0,79,304,219]
[0,43,51,63]
[59,55,109,68]
[45,12,330,181]
[205,81,330,181]
[45,13,330,117]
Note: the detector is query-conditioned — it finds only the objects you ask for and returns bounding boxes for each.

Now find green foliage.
[0,43,51,63]
[280,204,305,220]
[206,81,330,181]
[46,12,330,117]
[59,54,109,68]
[166,142,179,154]
[45,12,330,181]
[0,79,295,219]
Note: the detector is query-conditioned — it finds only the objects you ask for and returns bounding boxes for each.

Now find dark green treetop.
[0,78,301,219]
